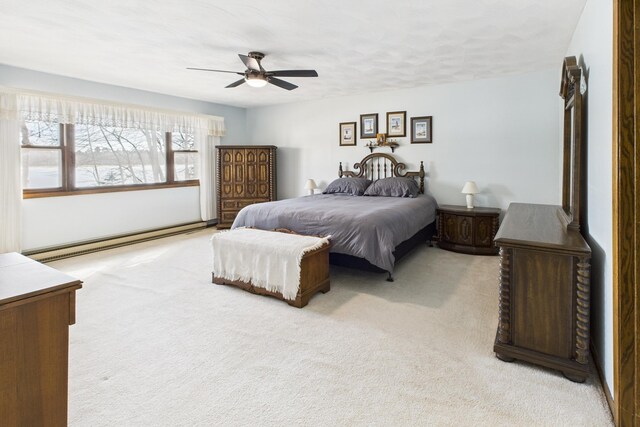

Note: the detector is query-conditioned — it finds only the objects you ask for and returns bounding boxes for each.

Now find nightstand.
[435,205,501,255]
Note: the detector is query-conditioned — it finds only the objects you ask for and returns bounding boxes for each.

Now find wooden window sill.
[23,181,199,199]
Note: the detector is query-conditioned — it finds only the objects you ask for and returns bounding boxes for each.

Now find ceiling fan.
[187,51,318,91]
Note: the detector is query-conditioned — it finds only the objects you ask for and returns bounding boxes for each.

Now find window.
[20,120,198,197]
[170,130,198,182]
[74,125,166,187]
[20,121,63,190]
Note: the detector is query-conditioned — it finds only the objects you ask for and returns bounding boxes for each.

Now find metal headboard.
[338,153,425,194]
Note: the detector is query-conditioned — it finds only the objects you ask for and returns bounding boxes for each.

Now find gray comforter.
[232,194,438,272]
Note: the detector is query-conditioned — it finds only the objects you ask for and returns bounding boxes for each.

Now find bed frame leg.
[386,272,394,282]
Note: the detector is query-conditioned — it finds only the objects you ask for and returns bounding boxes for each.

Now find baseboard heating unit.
[23,222,207,263]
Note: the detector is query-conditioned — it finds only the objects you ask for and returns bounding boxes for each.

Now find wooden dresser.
[493,203,591,382]
[0,253,82,425]
[216,145,277,228]
[436,205,500,255]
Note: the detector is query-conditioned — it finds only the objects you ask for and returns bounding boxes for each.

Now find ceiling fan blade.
[268,77,298,91]
[268,70,318,77]
[225,78,246,88]
[238,54,261,71]
[187,67,243,75]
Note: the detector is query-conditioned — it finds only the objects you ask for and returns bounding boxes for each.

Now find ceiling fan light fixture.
[187,52,316,91]
[245,74,268,88]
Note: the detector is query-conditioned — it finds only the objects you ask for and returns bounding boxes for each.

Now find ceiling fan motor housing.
[248,51,265,61]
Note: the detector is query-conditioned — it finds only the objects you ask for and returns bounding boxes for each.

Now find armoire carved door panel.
[216,146,277,228]
[221,150,234,198]
[232,149,245,197]
[256,150,270,198]
[245,149,258,197]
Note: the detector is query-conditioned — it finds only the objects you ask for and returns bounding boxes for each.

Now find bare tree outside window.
[74,125,166,187]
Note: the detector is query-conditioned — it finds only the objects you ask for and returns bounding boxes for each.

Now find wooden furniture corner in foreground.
[0,252,82,425]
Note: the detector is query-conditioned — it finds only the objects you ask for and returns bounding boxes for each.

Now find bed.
[231,153,438,280]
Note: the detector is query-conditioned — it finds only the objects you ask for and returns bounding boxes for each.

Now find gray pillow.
[364,177,420,198]
[323,177,372,196]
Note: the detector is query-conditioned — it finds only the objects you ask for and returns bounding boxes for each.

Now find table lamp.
[461,181,479,208]
[305,179,318,195]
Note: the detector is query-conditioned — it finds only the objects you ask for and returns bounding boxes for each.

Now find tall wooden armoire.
[216,145,277,228]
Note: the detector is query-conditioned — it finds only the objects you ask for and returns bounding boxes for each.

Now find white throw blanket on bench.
[211,228,330,300]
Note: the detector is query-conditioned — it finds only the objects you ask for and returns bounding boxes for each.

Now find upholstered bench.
[211,228,331,308]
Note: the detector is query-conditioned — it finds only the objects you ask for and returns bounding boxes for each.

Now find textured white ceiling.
[0,0,586,108]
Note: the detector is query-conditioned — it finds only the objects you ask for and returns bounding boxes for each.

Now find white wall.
[566,0,614,396]
[246,69,561,211]
[0,64,247,250]
[22,187,200,249]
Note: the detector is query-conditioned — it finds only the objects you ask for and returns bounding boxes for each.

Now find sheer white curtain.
[196,129,219,222]
[195,113,222,222]
[0,93,22,253]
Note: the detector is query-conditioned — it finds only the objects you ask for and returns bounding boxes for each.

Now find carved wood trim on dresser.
[496,247,512,348]
[216,146,277,229]
[493,203,592,382]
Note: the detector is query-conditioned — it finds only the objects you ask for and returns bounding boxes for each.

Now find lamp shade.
[304,179,318,190]
[461,181,479,194]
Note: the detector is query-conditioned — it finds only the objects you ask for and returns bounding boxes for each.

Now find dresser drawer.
[221,199,269,210]
[220,209,240,224]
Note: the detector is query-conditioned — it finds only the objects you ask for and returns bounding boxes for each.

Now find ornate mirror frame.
[559,56,585,231]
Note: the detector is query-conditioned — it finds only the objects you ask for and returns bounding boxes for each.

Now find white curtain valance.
[0,89,225,136]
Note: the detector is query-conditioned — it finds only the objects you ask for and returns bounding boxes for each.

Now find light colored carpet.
[49,229,612,426]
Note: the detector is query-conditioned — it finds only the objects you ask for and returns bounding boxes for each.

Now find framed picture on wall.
[339,122,357,146]
[411,116,433,143]
[360,113,378,139]
[386,111,406,137]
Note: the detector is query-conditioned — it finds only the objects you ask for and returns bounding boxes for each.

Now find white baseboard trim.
[24,221,207,263]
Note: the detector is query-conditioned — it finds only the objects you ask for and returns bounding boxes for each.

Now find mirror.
[560,56,584,231]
